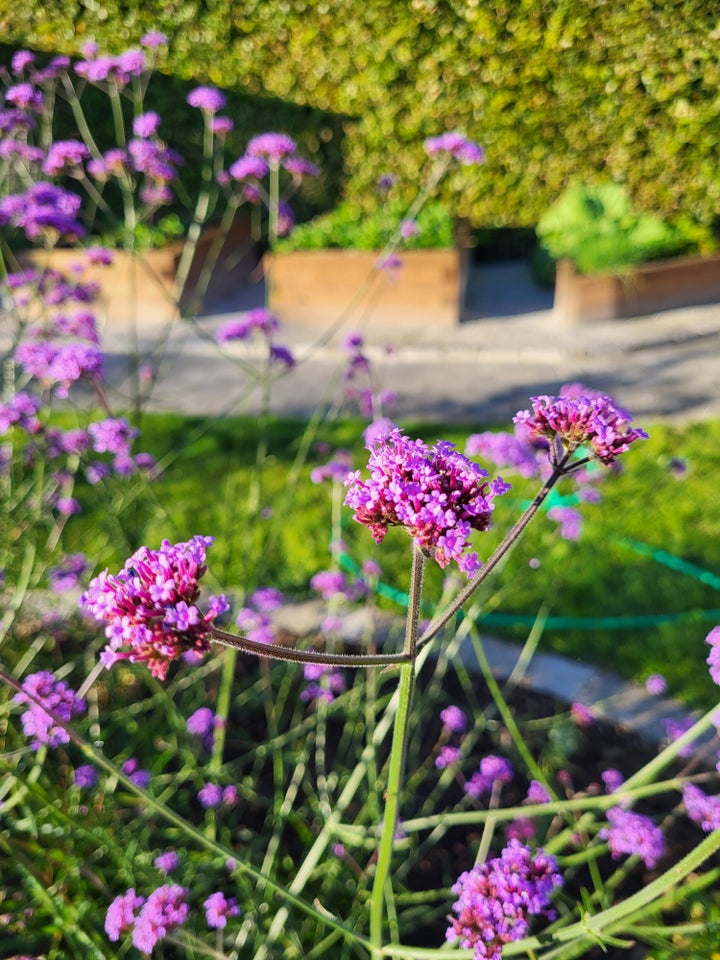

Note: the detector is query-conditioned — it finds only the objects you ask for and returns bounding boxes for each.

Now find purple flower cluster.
[13,671,86,749]
[74,764,97,788]
[0,182,84,241]
[514,393,648,465]
[247,131,299,164]
[446,840,563,960]
[645,673,668,695]
[225,131,318,220]
[601,768,625,793]
[340,332,397,420]
[440,705,468,735]
[706,626,720,685]
[75,48,148,88]
[310,569,350,600]
[198,782,239,809]
[215,308,295,367]
[121,757,151,789]
[344,429,510,576]
[80,536,229,680]
[187,85,226,113]
[464,755,514,799]
[526,780,552,805]
[15,338,103,398]
[435,745,463,769]
[105,884,189,951]
[301,662,346,704]
[154,850,180,874]
[599,807,665,869]
[546,505,582,540]
[204,891,241,928]
[683,783,720,832]
[235,586,286,646]
[425,131,485,165]
[186,706,220,751]
[466,425,547,479]
[48,553,88,593]
[310,447,353,485]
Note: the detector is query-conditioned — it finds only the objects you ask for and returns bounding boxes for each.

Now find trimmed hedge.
[2,0,720,228]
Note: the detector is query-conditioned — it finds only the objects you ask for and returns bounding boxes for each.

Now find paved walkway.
[100,260,720,425]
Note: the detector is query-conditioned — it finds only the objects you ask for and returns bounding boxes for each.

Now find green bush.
[275,198,455,250]
[536,182,717,275]
[3,0,720,228]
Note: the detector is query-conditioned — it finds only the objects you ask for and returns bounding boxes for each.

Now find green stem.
[470,627,556,796]
[208,647,237,775]
[369,547,424,951]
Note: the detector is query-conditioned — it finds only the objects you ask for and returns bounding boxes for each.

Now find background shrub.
[2,0,720,229]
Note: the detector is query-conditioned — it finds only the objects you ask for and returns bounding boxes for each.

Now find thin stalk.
[418,454,572,649]
[369,547,424,951]
[209,625,412,668]
[172,113,216,301]
[208,647,237,775]
[469,627,557,796]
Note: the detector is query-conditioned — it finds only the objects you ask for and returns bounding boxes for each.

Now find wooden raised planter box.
[264,247,468,328]
[18,217,256,324]
[554,252,720,325]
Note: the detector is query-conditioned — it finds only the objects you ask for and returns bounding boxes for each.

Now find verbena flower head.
[154,850,180,873]
[301,662,346,704]
[464,755,514,798]
[204,891,241,929]
[80,536,229,680]
[13,671,86,749]
[570,701,595,727]
[141,30,168,48]
[105,888,144,941]
[229,154,269,181]
[435,745,463,769]
[440,704,468,735]
[424,130,485,165]
[599,807,665,869]
[74,763,98,788]
[246,131,297,163]
[0,182,85,241]
[514,393,648,465]
[344,429,510,576]
[526,780,551,804]
[49,552,88,592]
[706,625,720,685]
[198,782,223,808]
[132,884,189,952]
[601,768,625,793]
[645,673,667,695]
[187,85,226,112]
[447,839,563,960]
[683,783,720,833]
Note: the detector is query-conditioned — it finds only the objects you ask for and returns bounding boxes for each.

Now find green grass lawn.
[67,412,720,709]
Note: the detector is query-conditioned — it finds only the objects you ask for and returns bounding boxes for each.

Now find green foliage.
[536,182,717,275]
[275,198,455,251]
[4,1,720,227]
[96,213,186,251]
